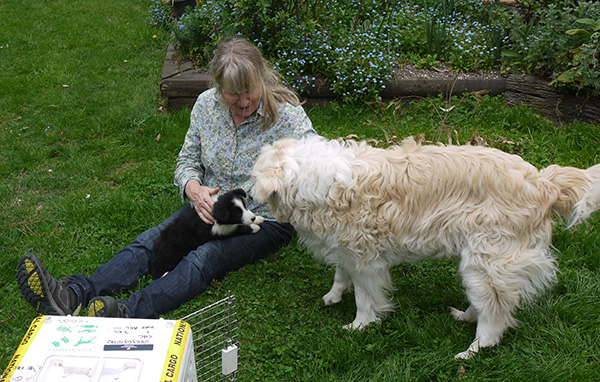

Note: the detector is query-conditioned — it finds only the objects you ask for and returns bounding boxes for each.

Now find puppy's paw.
[254,216,265,225]
[250,224,261,234]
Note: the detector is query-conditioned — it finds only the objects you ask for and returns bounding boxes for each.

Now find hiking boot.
[88,296,128,318]
[16,253,81,316]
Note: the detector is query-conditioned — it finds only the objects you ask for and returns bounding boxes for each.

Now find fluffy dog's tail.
[542,163,600,227]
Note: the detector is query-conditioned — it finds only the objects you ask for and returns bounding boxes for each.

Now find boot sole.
[16,254,80,316]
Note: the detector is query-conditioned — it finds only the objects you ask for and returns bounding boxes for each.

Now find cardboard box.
[1,315,196,382]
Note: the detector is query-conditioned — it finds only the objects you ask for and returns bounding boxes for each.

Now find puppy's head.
[212,188,256,225]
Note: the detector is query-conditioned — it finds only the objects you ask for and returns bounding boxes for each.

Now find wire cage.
[181,292,239,382]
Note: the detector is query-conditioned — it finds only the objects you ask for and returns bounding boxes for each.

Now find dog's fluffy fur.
[250,136,600,359]
[150,188,264,280]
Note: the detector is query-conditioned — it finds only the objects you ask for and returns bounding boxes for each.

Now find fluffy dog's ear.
[250,140,298,203]
[250,166,285,203]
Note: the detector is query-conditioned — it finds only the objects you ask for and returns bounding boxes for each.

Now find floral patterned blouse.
[174,88,317,219]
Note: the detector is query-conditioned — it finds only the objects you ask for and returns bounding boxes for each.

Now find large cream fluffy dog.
[251,136,600,359]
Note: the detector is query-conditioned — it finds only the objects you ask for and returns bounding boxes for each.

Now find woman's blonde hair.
[208,37,301,129]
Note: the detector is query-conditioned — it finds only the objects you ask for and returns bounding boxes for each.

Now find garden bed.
[160,44,507,109]
[160,44,600,124]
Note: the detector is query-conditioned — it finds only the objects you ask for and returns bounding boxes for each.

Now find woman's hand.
[185,180,220,224]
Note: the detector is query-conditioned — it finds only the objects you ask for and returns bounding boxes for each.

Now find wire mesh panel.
[181,292,239,382]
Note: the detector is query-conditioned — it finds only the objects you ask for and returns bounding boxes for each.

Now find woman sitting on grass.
[16,37,317,318]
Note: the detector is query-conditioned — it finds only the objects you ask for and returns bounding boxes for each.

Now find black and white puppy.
[150,188,264,279]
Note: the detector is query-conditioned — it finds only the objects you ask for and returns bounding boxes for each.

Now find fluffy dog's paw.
[250,224,261,233]
[449,306,477,323]
[454,349,475,361]
[454,338,481,360]
[449,307,467,321]
[254,216,265,225]
[322,291,343,306]
[342,320,368,331]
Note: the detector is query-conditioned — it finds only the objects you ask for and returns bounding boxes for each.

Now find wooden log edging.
[160,44,211,111]
[504,75,600,124]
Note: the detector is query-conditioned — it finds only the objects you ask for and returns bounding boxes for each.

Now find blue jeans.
[65,205,295,318]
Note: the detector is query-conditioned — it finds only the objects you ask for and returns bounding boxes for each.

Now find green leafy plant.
[414,54,440,70]
[502,1,600,95]
[422,0,457,61]
[552,18,600,93]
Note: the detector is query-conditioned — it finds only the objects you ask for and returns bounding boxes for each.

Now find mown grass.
[1,0,600,380]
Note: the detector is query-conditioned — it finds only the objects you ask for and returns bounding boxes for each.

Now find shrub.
[553,17,600,94]
[502,1,600,94]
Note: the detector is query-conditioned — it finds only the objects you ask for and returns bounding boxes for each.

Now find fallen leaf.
[458,365,466,378]
[155,133,162,142]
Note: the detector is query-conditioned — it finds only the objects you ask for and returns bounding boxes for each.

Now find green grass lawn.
[1,0,600,380]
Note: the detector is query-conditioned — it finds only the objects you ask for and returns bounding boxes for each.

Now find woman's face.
[222,87,261,122]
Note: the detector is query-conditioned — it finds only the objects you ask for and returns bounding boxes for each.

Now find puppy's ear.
[211,195,231,222]
[231,188,247,199]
